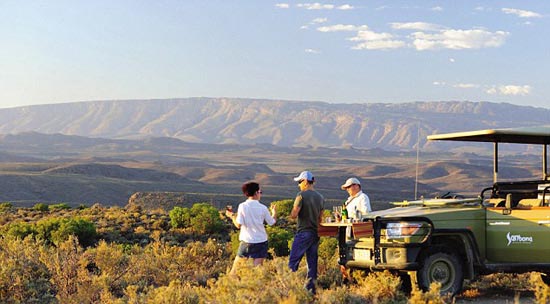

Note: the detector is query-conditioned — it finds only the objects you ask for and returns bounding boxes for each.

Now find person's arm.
[362,193,372,213]
[290,195,302,219]
[225,210,241,229]
[266,204,277,226]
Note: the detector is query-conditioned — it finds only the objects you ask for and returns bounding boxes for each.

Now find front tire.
[417,251,463,295]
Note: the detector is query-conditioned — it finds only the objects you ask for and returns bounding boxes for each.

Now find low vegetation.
[0,200,547,303]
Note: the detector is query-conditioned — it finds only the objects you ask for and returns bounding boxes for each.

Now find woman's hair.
[241,182,260,197]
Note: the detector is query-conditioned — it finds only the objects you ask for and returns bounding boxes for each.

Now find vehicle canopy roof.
[427,126,550,145]
[427,126,550,182]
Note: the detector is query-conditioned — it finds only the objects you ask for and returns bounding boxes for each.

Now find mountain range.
[1,98,548,150]
[0,98,547,206]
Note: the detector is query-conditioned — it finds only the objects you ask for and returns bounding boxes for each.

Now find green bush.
[0,202,12,213]
[169,203,225,234]
[267,226,293,256]
[169,206,191,228]
[33,203,49,212]
[189,203,224,234]
[33,217,97,247]
[49,203,71,211]
[4,222,37,239]
[51,218,97,247]
[228,225,293,258]
[271,199,293,218]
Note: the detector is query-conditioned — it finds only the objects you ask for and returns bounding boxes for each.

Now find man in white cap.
[341,177,372,220]
[339,177,372,283]
[288,170,324,294]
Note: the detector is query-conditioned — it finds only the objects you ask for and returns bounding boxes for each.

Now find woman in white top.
[226,181,276,274]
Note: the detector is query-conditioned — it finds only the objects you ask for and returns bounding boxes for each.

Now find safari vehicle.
[338,127,550,295]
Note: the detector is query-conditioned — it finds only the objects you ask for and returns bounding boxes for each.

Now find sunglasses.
[297,180,304,185]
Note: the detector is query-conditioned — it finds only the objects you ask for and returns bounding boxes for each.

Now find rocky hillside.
[0,98,548,150]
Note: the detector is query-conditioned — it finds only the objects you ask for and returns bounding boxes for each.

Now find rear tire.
[417,251,463,296]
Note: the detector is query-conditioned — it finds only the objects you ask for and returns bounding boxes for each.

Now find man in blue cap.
[288,170,325,294]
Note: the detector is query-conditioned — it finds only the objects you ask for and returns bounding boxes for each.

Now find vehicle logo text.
[506,232,533,246]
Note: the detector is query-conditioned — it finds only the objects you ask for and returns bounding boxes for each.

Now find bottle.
[355,207,361,221]
[341,204,348,221]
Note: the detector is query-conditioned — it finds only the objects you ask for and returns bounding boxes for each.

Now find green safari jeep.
[339,127,550,295]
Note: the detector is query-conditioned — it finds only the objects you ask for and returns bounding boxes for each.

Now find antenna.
[414,121,420,200]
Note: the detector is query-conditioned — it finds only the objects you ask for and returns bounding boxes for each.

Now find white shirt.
[235,199,276,243]
[345,191,372,219]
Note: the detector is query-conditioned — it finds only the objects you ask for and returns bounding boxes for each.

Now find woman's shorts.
[237,241,268,259]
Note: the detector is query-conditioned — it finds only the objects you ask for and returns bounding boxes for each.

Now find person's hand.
[225,210,234,218]
[270,204,277,217]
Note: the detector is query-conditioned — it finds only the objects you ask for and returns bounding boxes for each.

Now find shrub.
[408,283,448,304]
[530,272,550,304]
[49,203,71,211]
[200,257,312,304]
[189,203,224,234]
[170,203,224,234]
[0,202,12,213]
[347,270,408,303]
[33,203,49,212]
[318,236,338,261]
[271,199,293,218]
[0,237,54,303]
[169,206,191,228]
[266,225,293,256]
[51,218,97,247]
[4,221,37,240]
[130,280,200,304]
[33,217,97,247]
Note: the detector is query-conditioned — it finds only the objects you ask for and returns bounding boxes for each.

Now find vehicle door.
[486,205,550,263]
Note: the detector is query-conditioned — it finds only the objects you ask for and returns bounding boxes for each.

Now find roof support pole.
[544,144,548,180]
[493,142,498,183]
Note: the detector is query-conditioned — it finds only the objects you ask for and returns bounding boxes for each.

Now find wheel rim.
[428,258,455,290]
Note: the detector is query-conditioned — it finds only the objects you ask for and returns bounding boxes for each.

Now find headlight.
[386,222,423,239]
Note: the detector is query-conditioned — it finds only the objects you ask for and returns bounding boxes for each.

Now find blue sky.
[1,1,549,109]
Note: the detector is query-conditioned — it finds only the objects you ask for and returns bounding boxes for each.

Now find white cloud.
[317,24,369,32]
[349,30,406,50]
[502,8,542,18]
[486,85,532,96]
[302,18,328,30]
[275,3,289,9]
[449,58,455,62]
[411,29,509,50]
[297,3,335,10]
[337,4,354,10]
[352,40,406,50]
[349,30,393,41]
[431,6,443,12]
[312,18,328,24]
[305,48,321,54]
[453,83,479,89]
[391,22,446,31]
[433,81,446,86]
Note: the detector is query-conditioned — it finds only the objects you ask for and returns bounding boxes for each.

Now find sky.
[1,1,549,109]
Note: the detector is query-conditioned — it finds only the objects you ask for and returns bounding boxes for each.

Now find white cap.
[293,170,314,182]
[341,177,361,190]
